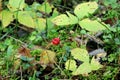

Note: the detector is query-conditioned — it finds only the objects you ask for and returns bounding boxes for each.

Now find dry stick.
[20,65,23,80]
[0,32,9,40]
[54,61,66,76]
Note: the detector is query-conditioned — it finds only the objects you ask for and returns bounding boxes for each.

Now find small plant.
[0,0,59,32]
[0,0,120,80]
[65,48,102,76]
[52,1,109,33]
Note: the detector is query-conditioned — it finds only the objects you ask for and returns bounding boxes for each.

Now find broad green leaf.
[71,48,89,62]
[66,11,78,24]
[36,18,46,31]
[1,10,14,28]
[90,57,102,70]
[74,2,98,19]
[51,9,59,18]
[18,11,35,28]
[79,18,108,32]
[47,18,54,29]
[65,59,77,71]
[72,62,91,75]
[31,2,41,10]
[37,2,53,14]
[52,12,78,26]
[7,0,26,12]
[47,9,59,29]
[52,14,69,26]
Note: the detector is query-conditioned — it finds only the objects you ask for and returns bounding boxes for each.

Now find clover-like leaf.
[17,11,35,28]
[1,10,14,28]
[7,0,25,12]
[79,18,108,32]
[74,2,98,19]
[35,18,46,31]
[90,57,103,70]
[52,14,69,26]
[66,11,78,24]
[52,12,78,26]
[67,48,103,76]
[71,48,89,62]
[65,59,77,71]
[72,62,91,75]
[37,2,53,14]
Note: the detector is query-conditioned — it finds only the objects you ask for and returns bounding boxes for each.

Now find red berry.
[52,38,60,45]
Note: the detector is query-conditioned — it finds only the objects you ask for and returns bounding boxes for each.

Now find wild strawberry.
[52,38,60,45]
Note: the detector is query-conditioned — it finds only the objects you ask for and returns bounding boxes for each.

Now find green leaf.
[37,2,53,14]
[52,12,78,26]
[79,18,108,32]
[35,18,46,31]
[31,2,41,10]
[65,59,77,71]
[7,0,26,12]
[1,10,14,28]
[17,11,35,28]
[6,45,13,58]
[72,62,91,75]
[20,56,34,62]
[71,48,89,62]
[90,57,102,70]
[74,2,98,19]
[66,11,78,24]
[103,0,117,6]
[52,14,69,26]
[51,9,59,18]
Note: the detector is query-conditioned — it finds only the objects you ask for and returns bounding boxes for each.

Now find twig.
[0,32,9,40]
[7,35,28,46]
[20,66,23,80]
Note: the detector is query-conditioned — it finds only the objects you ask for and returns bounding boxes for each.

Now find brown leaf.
[15,46,36,72]
[18,46,31,57]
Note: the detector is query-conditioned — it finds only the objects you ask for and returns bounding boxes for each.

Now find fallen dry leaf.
[39,50,56,68]
[18,46,31,57]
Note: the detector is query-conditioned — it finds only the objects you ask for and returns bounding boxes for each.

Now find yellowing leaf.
[1,10,14,28]
[38,2,53,14]
[18,11,35,28]
[65,59,77,71]
[36,18,46,31]
[90,57,102,70]
[14,59,21,69]
[71,48,89,62]
[7,0,25,12]
[72,62,91,75]
[39,50,56,68]
[74,2,98,19]
[79,18,108,32]
[52,12,78,26]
